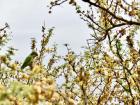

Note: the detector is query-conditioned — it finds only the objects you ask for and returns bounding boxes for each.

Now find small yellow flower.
[68,98,75,105]
[8,95,16,101]
[61,91,66,97]
[33,85,42,94]
[41,77,47,82]
[46,102,53,105]
[58,101,64,105]
[11,63,18,70]
[95,68,104,74]
[0,84,5,91]
[129,10,136,16]
[28,94,37,103]
[68,92,74,98]
[51,92,60,102]
[32,65,42,74]
[93,54,98,58]
[45,89,54,99]
[129,77,135,86]
[21,73,30,80]
[46,77,54,85]
[0,56,8,63]
[45,48,54,53]
[34,81,42,86]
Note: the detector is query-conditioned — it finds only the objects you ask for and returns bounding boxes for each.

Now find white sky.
[0,0,90,61]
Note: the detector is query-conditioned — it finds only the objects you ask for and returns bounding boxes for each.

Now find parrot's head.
[31,51,38,58]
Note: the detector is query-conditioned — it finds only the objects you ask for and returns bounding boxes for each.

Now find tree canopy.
[0,0,140,105]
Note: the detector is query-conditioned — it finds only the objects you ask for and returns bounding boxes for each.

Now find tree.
[0,0,140,105]
[48,0,140,104]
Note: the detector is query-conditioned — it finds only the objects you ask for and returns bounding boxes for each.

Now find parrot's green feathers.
[21,51,38,69]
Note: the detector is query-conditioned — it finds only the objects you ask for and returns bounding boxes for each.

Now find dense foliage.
[0,0,140,105]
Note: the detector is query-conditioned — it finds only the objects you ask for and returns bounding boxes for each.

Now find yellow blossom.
[11,63,18,70]
[0,84,5,91]
[32,65,42,74]
[51,92,60,102]
[21,73,30,80]
[33,85,42,94]
[68,98,75,105]
[45,89,54,99]
[46,77,54,85]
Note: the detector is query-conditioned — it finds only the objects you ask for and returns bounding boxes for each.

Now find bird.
[21,51,38,69]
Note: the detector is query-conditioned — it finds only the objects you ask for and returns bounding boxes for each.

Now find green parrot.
[21,51,38,69]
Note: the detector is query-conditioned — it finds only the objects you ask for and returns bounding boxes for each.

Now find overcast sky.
[0,0,90,61]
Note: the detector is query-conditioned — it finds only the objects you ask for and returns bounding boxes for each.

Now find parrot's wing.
[21,55,32,69]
